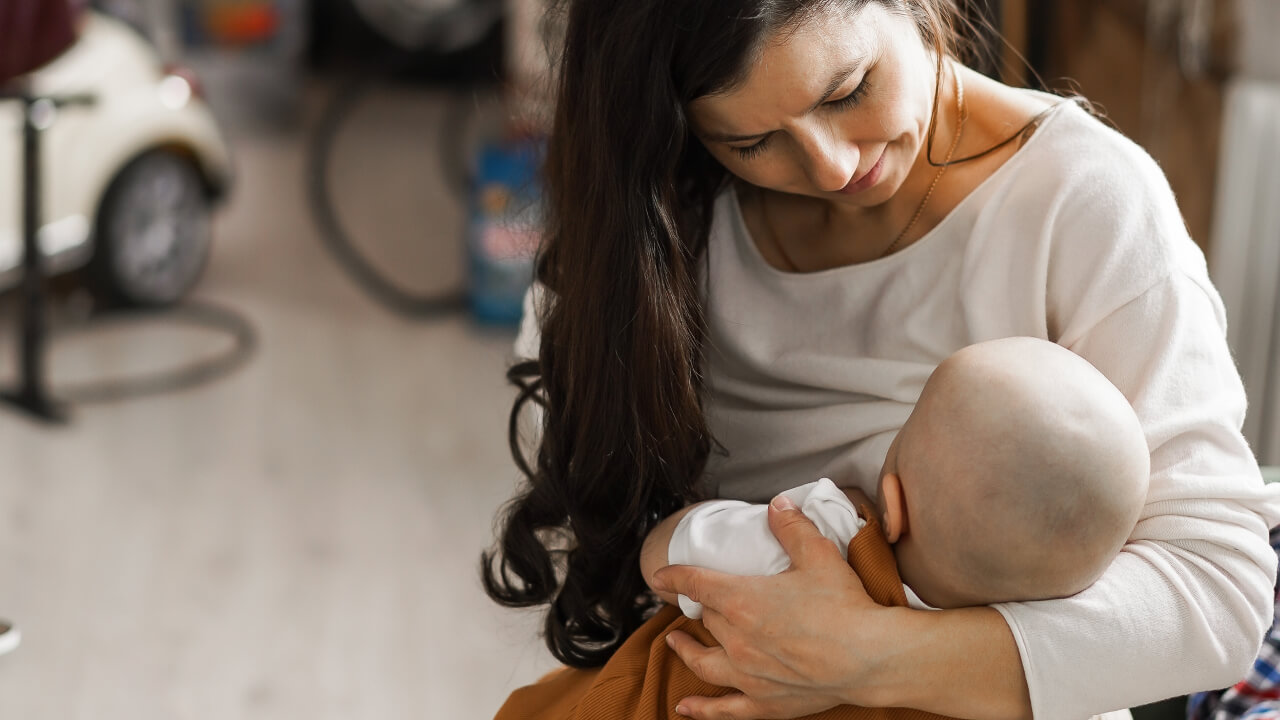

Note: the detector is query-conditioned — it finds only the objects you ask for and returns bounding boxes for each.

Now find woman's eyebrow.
[701,60,864,144]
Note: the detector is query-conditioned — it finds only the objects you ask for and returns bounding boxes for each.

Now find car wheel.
[92,150,212,307]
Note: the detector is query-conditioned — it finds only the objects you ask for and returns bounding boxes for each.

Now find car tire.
[91,150,212,308]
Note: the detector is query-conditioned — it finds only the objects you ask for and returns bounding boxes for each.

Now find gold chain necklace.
[879,64,966,258]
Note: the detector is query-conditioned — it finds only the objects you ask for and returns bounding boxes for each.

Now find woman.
[482,1,1280,718]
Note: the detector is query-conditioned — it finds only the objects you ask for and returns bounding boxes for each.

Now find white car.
[0,10,232,307]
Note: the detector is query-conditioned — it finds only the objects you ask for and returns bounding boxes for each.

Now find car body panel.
[0,11,232,287]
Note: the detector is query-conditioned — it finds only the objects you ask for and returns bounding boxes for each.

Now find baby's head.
[877,337,1149,609]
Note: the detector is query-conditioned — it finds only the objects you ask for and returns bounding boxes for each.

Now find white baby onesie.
[667,478,866,619]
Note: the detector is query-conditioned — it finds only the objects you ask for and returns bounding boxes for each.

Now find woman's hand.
[650,494,899,719]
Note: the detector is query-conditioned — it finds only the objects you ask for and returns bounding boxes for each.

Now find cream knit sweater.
[514,100,1280,719]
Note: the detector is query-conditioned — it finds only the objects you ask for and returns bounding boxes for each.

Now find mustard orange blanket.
[495,512,958,720]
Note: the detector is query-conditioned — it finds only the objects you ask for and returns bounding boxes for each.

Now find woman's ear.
[879,472,908,544]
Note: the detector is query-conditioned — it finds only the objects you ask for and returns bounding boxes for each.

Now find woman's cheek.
[723,159,786,192]
[757,156,810,193]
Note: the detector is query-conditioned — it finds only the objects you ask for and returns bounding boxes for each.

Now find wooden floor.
[0,80,558,719]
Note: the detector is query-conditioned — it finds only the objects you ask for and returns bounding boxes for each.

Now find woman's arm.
[985,128,1280,716]
[991,273,1280,717]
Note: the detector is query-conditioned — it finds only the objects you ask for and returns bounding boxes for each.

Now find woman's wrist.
[848,606,1032,720]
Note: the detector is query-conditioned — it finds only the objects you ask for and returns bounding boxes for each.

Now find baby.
[641,336,1152,612]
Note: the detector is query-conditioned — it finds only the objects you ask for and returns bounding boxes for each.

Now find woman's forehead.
[688,5,883,131]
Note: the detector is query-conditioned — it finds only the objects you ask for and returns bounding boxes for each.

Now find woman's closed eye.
[730,78,872,161]
[824,77,871,111]
[732,136,773,160]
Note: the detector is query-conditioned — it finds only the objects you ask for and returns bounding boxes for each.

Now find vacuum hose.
[306,61,475,318]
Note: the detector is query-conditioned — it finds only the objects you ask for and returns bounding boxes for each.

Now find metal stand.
[0,89,94,423]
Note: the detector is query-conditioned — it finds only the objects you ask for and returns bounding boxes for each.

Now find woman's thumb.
[767,494,838,568]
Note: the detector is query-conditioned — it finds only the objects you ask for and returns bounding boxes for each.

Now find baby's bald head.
[886,337,1149,608]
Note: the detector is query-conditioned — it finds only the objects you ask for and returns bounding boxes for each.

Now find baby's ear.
[880,472,908,544]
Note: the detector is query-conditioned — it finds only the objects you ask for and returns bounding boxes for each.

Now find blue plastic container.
[467,138,543,325]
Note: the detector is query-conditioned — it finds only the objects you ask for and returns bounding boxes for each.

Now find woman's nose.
[799,134,859,193]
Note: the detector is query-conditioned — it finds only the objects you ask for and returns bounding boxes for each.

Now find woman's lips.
[839,152,885,195]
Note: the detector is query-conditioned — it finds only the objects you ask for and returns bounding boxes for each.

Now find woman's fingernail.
[675,704,690,716]
[665,634,675,648]
[771,494,797,511]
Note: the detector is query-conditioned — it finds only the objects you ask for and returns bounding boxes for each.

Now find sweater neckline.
[726,97,1080,281]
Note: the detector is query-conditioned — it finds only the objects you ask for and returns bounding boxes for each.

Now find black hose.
[306,58,475,318]
[50,300,256,405]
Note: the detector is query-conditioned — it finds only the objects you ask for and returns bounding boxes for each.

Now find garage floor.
[0,80,558,719]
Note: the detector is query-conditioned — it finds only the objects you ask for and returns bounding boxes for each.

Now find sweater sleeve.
[513,282,546,361]
[989,131,1280,718]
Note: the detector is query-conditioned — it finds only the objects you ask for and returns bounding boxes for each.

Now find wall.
[1035,0,1233,253]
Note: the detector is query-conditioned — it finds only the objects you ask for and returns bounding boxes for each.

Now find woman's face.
[688,3,938,208]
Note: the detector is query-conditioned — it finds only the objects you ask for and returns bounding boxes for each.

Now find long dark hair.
[482,0,963,668]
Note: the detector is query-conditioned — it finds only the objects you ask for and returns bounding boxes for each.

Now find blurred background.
[0,0,1275,718]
